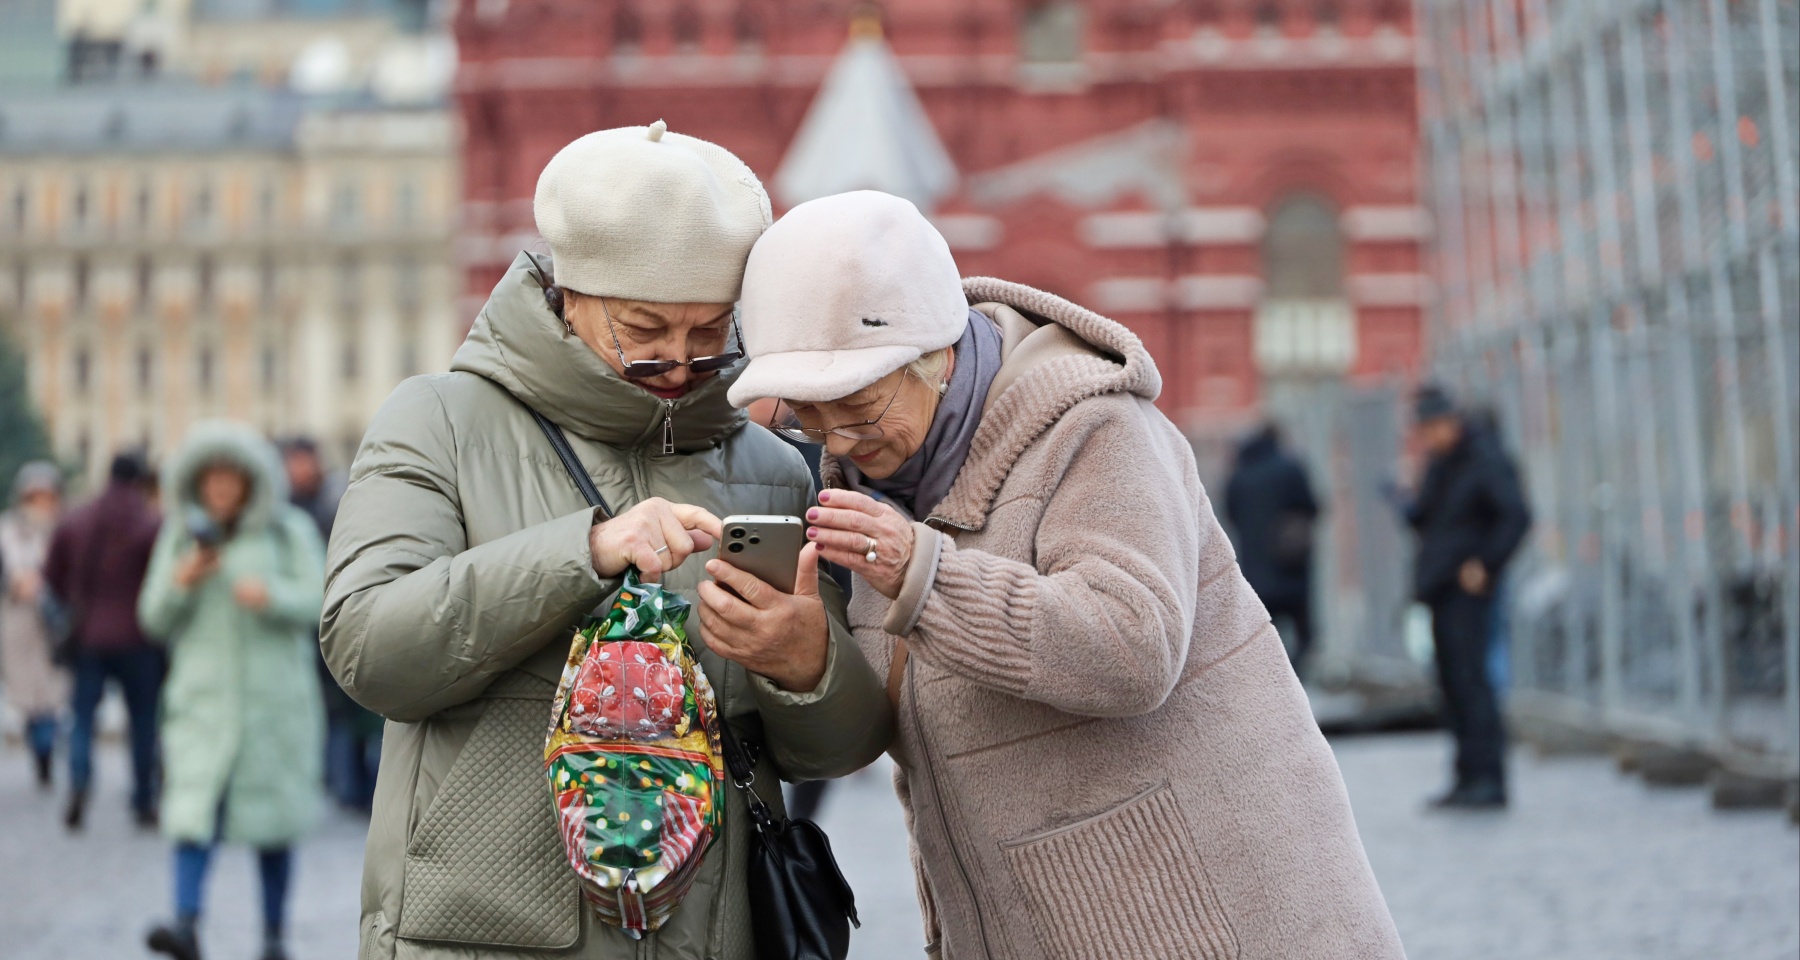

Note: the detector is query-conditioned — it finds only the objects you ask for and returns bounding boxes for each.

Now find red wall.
[454,0,1425,427]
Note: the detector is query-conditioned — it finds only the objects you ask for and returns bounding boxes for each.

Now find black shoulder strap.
[527,407,612,519]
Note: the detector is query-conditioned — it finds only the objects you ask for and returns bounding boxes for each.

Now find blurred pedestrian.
[280,437,342,541]
[42,451,162,831]
[0,460,67,788]
[139,421,325,960]
[321,124,889,958]
[1224,422,1321,673]
[1407,385,1531,809]
[280,436,378,812]
[733,192,1405,959]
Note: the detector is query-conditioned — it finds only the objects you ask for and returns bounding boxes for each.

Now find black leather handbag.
[719,723,861,960]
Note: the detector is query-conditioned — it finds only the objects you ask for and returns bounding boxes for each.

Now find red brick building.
[454,0,1425,430]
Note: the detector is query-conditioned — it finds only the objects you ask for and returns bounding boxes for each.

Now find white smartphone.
[716,515,806,594]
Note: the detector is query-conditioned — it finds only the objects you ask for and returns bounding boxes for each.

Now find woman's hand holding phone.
[697,545,829,693]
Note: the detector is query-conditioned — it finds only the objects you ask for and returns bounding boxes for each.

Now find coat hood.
[451,251,748,452]
[825,276,1162,531]
[163,420,288,533]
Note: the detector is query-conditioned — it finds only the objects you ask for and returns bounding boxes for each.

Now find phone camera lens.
[748,536,761,545]
[729,528,746,539]
[727,542,745,554]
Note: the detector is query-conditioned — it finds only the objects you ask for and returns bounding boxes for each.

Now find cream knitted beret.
[533,120,773,303]
[729,190,966,407]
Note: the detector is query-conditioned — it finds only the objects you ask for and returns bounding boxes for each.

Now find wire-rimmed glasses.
[769,371,911,444]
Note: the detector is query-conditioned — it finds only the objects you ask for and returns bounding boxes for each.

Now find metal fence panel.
[1420,0,1800,769]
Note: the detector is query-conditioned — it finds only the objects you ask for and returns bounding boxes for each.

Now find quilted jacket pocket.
[398,697,581,949]
[1000,783,1239,960]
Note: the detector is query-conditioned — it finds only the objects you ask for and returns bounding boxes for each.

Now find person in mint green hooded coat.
[139,420,326,960]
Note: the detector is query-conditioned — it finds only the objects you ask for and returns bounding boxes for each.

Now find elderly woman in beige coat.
[728,191,1406,960]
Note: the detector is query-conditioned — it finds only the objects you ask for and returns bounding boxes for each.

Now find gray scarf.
[858,309,1005,520]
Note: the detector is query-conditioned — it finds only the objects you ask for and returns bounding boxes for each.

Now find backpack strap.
[527,406,613,520]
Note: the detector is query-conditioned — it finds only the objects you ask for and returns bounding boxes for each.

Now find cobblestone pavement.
[1,732,1794,960]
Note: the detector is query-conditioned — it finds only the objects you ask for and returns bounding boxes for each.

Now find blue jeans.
[67,647,162,813]
[26,714,58,760]
[174,842,292,935]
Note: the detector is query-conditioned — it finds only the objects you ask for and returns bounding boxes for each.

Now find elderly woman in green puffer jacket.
[138,420,326,960]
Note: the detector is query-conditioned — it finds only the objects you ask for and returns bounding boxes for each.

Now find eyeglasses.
[598,296,744,380]
[769,371,910,444]
[523,249,745,382]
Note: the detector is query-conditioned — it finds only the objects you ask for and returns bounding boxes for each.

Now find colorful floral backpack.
[545,571,726,938]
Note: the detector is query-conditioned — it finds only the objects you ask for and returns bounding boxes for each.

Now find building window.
[733,6,762,48]
[136,346,153,396]
[136,178,153,227]
[1020,1,1082,63]
[394,256,420,311]
[261,345,279,391]
[1256,193,1352,374]
[197,345,215,395]
[398,313,420,379]
[136,255,153,306]
[73,179,90,230]
[73,347,91,395]
[258,178,278,225]
[393,177,418,226]
[12,183,27,231]
[197,255,215,309]
[13,260,25,310]
[72,256,90,310]
[340,334,359,383]
[332,179,360,230]
[672,4,702,50]
[190,177,213,229]
[613,3,642,51]
[1254,2,1281,30]
[1263,194,1344,298]
[336,257,360,311]
[259,255,277,299]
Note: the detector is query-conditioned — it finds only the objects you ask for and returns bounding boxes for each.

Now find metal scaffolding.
[1418,0,1800,768]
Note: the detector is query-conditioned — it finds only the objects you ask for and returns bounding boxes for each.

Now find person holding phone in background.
[320,123,890,960]
[729,191,1405,960]
[137,422,328,960]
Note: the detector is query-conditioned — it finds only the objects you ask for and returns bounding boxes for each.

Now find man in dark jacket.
[1224,423,1321,671]
[42,451,164,830]
[282,436,381,812]
[1407,386,1531,809]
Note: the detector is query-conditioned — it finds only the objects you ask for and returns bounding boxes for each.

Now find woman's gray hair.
[10,460,63,504]
[903,346,954,387]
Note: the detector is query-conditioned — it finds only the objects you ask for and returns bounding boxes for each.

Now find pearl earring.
[937,380,948,396]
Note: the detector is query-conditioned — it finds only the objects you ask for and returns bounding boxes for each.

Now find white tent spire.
[773,14,957,211]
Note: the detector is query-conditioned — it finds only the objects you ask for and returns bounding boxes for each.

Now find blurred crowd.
[0,426,374,960]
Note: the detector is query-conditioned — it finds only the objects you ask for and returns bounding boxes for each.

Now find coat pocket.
[999,783,1239,960]
[397,697,580,949]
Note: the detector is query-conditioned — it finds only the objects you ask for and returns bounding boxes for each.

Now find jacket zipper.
[907,663,995,960]
[660,399,676,455]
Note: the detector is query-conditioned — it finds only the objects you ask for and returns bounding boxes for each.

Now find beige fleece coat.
[830,278,1406,960]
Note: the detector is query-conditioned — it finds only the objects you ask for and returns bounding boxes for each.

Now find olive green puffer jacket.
[322,251,893,960]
